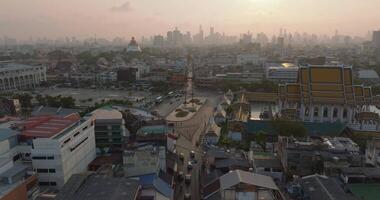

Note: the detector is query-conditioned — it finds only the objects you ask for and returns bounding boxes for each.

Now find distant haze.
[1,0,380,40]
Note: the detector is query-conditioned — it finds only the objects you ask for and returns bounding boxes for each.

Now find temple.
[277,64,380,132]
[127,37,142,52]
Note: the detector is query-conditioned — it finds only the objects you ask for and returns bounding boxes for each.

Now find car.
[185,174,191,184]
[184,193,191,200]
[187,161,193,170]
[192,159,198,164]
[177,171,184,181]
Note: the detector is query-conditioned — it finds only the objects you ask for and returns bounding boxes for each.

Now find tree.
[271,118,307,138]
[13,93,32,108]
[60,96,76,108]
[35,94,46,106]
[255,131,267,151]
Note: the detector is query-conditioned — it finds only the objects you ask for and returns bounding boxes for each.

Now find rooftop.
[137,125,170,135]
[358,69,379,79]
[348,183,380,200]
[246,120,346,136]
[92,107,123,120]
[31,106,79,117]
[0,121,19,142]
[55,174,140,200]
[297,174,357,200]
[220,170,279,190]
[20,114,80,139]
[0,63,43,72]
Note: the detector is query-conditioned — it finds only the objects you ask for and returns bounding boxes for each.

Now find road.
[170,62,222,199]
[175,135,203,200]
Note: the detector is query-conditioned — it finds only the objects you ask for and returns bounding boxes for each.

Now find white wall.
[31,117,96,189]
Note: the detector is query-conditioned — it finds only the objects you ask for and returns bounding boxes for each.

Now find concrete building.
[55,173,140,200]
[0,121,39,200]
[202,170,283,200]
[215,72,263,82]
[0,63,46,92]
[373,30,380,48]
[365,137,380,167]
[277,136,360,177]
[92,107,126,151]
[358,69,379,83]
[250,153,284,183]
[136,124,170,143]
[0,166,38,200]
[20,114,96,189]
[204,117,221,145]
[0,98,20,116]
[266,63,299,83]
[123,146,165,178]
[236,54,264,65]
[287,174,358,200]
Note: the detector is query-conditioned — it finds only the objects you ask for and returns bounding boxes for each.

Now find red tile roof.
[21,114,80,139]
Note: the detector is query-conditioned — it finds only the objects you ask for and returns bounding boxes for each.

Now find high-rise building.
[172,27,182,46]
[21,114,96,189]
[153,35,165,48]
[92,107,127,151]
[372,30,380,47]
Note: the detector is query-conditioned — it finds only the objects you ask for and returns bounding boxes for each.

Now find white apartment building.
[21,114,96,189]
[0,63,47,92]
[236,54,265,65]
[266,63,299,83]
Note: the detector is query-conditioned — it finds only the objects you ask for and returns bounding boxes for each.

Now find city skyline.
[1,0,380,40]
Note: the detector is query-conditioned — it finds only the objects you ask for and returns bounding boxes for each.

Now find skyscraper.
[372,30,380,47]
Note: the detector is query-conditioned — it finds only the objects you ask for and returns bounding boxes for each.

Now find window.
[82,126,88,131]
[63,138,71,144]
[39,182,50,186]
[333,108,338,118]
[313,107,319,117]
[47,156,54,160]
[32,156,46,160]
[36,169,49,173]
[37,168,55,173]
[304,107,309,117]
[323,108,328,118]
[264,168,271,172]
[343,109,348,118]
[273,168,282,172]
[70,137,89,152]
[39,182,56,186]
[74,132,80,137]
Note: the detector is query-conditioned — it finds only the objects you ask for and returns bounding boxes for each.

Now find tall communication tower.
[184,54,194,104]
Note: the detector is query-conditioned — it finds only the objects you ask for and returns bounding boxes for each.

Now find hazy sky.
[1,0,380,40]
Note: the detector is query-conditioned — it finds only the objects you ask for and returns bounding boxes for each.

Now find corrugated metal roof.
[220,170,279,191]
